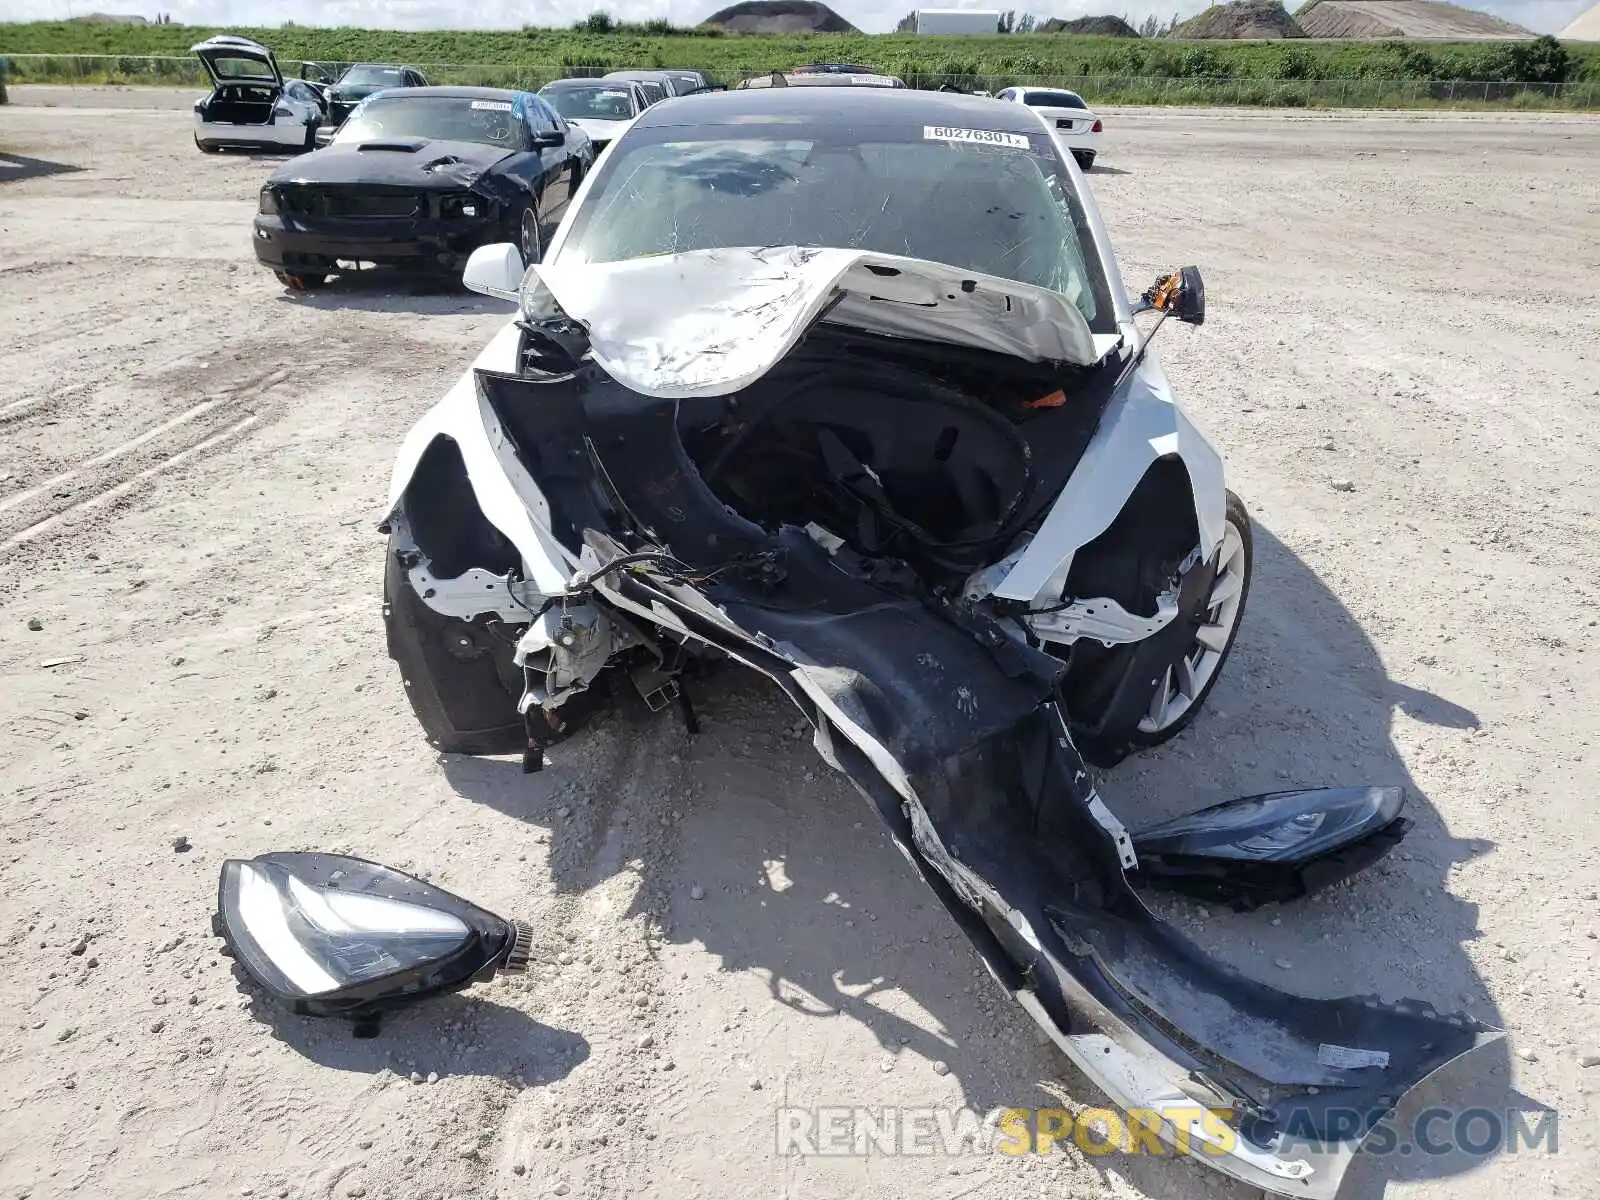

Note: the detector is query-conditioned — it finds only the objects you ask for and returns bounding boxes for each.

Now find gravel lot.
[2,88,1598,1200]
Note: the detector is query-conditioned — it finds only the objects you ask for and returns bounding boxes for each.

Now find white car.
[995,85,1103,170]
[191,35,324,154]
[376,88,1491,1197]
[538,78,648,156]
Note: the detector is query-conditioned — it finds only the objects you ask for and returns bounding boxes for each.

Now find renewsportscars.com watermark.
[775,1105,1558,1161]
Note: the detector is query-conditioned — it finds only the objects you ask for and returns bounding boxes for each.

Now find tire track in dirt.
[0,410,264,558]
[0,352,320,571]
[0,397,233,518]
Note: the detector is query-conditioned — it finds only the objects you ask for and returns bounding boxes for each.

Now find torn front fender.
[987,349,1227,607]
[382,320,575,602]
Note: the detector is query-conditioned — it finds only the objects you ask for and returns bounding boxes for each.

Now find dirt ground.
[1,88,1597,1200]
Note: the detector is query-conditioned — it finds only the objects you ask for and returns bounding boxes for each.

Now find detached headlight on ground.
[214,851,531,1019]
[1129,786,1411,910]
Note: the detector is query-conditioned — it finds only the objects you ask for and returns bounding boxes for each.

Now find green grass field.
[3,21,1597,108]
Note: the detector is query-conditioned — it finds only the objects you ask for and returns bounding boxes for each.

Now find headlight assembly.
[214,852,531,1019]
[258,188,280,215]
[1129,786,1411,910]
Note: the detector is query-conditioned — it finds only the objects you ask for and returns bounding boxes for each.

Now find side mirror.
[1131,266,1205,326]
[462,242,524,301]
[531,129,566,149]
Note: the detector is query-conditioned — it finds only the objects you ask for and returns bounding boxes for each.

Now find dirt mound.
[1037,15,1141,35]
[1562,1,1600,38]
[1297,0,1530,39]
[1169,0,1306,37]
[701,0,860,33]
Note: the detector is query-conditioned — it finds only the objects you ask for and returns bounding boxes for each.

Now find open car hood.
[191,35,282,89]
[531,245,1113,400]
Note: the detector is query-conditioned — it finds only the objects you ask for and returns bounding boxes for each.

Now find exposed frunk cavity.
[669,326,1115,584]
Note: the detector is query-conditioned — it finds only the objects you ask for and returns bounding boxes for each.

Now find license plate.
[1056,118,1075,130]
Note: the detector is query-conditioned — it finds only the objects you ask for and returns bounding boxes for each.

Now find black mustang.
[253,86,594,290]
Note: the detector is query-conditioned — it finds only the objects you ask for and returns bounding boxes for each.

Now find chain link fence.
[2,53,1595,110]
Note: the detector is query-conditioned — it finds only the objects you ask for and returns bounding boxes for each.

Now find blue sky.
[0,0,1588,36]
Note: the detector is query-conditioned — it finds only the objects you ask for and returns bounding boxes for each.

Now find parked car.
[659,69,712,95]
[191,35,325,154]
[789,62,878,74]
[377,86,1492,1198]
[321,63,430,135]
[735,70,907,89]
[599,70,675,104]
[252,87,593,290]
[538,78,648,156]
[995,85,1103,170]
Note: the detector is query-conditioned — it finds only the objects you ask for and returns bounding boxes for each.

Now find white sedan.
[994,85,1103,170]
[191,35,323,154]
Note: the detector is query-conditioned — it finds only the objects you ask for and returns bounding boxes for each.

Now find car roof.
[359,85,526,102]
[738,71,906,89]
[541,78,638,90]
[632,86,1040,133]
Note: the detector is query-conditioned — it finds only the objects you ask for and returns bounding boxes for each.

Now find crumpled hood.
[532,245,1107,400]
[268,139,513,189]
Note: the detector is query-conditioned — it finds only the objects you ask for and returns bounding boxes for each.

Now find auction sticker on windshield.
[924,126,1030,149]
[471,100,513,111]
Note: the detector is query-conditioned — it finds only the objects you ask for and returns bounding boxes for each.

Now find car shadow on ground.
[226,961,590,1087]
[275,272,514,316]
[0,152,85,184]
[1086,163,1132,176]
[443,520,1522,1200]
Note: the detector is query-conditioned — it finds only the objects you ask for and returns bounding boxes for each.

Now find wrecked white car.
[363,87,1496,1196]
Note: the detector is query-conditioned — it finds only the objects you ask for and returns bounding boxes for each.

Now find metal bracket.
[408,560,545,622]
[1087,793,1139,871]
[630,662,681,713]
[1025,591,1178,648]
[391,511,547,622]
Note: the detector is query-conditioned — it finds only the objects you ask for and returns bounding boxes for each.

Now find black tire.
[518,203,543,265]
[383,533,526,755]
[1127,489,1252,750]
[1073,490,1252,766]
[274,269,328,291]
[382,529,610,756]
[195,134,220,154]
[1075,150,1097,171]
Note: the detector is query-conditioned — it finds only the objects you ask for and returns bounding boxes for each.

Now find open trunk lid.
[191,35,283,90]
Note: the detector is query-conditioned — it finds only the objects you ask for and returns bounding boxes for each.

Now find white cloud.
[1,0,1585,37]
